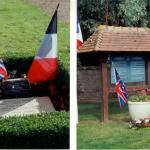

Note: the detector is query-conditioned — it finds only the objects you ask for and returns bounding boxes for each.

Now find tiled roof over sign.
[77,25,150,53]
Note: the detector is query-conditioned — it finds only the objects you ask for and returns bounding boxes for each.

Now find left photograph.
[0,0,69,149]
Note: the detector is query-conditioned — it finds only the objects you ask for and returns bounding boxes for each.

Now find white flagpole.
[70,0,77,149]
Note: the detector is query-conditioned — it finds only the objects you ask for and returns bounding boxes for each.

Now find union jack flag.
[0,59,8,80]
[114,68,128,108]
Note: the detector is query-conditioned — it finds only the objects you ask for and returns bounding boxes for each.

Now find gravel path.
[27,0,70,24]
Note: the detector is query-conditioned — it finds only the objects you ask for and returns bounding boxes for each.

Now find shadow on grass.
[78,103,101,121]
[78,102,130,122]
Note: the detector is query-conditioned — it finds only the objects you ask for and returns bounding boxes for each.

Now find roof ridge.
[98,25,150,33]
[95,30,103,51]
[78,25,150,53]
[78,30,99,52]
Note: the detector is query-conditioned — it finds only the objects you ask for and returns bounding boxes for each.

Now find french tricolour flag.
[0,59,8,80]
[28,4,59,83]
[77,20,83,49]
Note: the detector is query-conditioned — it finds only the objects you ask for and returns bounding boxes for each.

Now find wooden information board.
[111,56,145,83]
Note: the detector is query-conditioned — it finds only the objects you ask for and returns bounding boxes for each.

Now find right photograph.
[77,0,150,149]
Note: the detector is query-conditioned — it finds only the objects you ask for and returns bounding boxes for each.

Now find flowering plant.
[129,89,150,102]
[129,95,150,102]
[129,118,150,129]
[128,89,150,129]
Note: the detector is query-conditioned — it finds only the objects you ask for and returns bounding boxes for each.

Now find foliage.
[78,0,123,39]
[78,0,150,39]
[80,19,99,40]
[129,95,150,102]
[48,62,69,111]
[0,112,69,149]
[107,0,122,25]
[78,0,102,39]
[119,0,148,27]
[49,79,69,111]
[4,57,32,76]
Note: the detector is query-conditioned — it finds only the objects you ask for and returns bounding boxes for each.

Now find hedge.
[0,111,69,149]
[3,57,69,84]
[1,57,69,110]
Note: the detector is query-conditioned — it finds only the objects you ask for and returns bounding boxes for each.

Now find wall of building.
[77,53,149,103]
[77,66,102,103]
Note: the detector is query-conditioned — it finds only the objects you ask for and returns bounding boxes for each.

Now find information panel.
[111,56,145,83]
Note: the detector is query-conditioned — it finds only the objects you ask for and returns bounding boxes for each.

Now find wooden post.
[101,58,109,123]
[147,57,150,87]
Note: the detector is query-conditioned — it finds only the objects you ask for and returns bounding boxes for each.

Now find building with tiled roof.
[77,26,150,122]
[78,25,150,53]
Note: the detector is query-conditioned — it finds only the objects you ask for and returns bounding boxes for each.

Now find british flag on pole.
[0,59,8,80]
[114,68,128,108]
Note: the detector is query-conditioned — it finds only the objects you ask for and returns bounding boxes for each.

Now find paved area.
[27,0,70,24]
[0,97,55,117]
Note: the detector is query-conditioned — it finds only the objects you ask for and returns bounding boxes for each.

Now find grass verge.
[78,102,150,149]
[0,0,69,74]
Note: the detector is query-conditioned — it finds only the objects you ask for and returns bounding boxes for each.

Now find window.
[111,56,145,83]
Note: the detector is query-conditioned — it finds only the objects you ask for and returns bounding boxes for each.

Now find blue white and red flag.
[77,20,83,49]
[28,4,59,83]
[0,59,8,80]
[114,68,128,108]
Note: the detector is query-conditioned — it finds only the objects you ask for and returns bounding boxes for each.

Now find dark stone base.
[1,78,31,98]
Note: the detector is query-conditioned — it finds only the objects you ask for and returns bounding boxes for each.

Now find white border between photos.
[70,0,77,149]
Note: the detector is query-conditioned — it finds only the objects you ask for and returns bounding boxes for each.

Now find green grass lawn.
[78,102,150,149]
[0,0,69,71]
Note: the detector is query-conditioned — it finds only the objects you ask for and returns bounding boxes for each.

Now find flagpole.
[70,0,77,149]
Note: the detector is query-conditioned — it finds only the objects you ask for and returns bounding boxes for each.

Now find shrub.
[0,111,69,149]
[4,57,69,95]
[49,80,69,111]
[129,95,150,102]
[3,58,70,111]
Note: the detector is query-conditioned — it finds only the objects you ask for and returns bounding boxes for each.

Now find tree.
[119,0,148,27]
[78,0,149,40]
[78,0,123,39]
[77,0,102,39]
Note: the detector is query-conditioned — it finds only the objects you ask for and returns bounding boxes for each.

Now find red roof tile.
[77,26,150,53]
